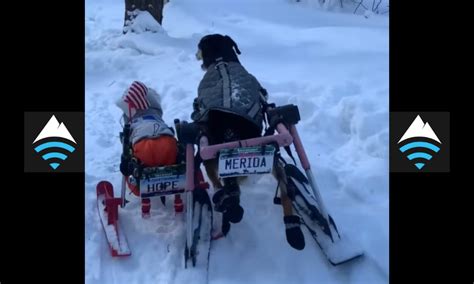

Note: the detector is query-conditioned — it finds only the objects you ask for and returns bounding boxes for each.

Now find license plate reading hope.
[140,166,186,198]
[218,145,275,178]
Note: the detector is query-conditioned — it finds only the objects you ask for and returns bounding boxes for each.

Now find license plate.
[218,145,275,178]
[140,164,186,198]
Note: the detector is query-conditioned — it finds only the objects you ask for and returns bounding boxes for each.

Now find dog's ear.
[225,35,241,55]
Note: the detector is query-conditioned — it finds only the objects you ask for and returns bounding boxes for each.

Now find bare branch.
[374,0,383,12]
[353,0,368,14]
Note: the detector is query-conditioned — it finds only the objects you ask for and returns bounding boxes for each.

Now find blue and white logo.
[398,115,441,170]
[32,115,77,170]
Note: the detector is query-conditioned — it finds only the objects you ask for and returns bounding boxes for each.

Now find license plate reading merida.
[218,145,275,178]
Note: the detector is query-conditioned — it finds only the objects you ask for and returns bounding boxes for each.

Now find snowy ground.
[85,0,389,283]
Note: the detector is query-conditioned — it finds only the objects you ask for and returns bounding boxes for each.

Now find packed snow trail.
[86,0,388,283]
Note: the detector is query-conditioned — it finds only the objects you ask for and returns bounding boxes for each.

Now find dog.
[191,34,305,250]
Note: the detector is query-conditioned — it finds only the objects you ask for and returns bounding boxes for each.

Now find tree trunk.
[124,0,164,29]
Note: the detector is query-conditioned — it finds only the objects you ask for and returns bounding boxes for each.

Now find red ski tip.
[97,180,114,196]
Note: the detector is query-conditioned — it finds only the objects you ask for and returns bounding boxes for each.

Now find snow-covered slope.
[85,0,388,283]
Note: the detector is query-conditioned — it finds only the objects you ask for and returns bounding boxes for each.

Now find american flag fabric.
[124,81,150,110]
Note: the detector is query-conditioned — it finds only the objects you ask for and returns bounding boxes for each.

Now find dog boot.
[284,215,305,250]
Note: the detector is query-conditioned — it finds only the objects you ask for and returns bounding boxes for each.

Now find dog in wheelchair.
[191,34,305,250]
[116,81,181,218]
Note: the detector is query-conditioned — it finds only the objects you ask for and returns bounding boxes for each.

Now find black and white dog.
[192,34,305,250]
